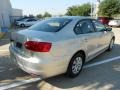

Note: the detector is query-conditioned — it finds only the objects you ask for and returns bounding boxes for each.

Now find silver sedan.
[9,16,115,78]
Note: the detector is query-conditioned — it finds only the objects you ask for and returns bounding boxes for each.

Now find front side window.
[92,20,106,32]
[74,19,95,34]
[28,18,72,32]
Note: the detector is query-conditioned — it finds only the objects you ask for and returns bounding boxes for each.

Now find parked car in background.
[98,17,110,25]
[10,16,115,78]
[16,18,39,27]
[14,17,33,25]
[108,19,120,27]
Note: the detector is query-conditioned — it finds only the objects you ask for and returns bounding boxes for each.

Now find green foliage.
[36,14,43,19]
[66,3,91,16]
[43,12,52,18]
[36,12,52,19]
[99,0,120,17]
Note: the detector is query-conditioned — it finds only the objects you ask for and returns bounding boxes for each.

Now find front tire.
[108,38,115,51]
[66,53,84,78]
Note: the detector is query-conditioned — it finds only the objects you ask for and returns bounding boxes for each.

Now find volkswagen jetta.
[10,16,115,78]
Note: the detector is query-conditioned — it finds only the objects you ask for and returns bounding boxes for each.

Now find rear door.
[74,19,100,60]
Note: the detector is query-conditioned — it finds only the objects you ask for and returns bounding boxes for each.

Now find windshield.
[28,18,72,32]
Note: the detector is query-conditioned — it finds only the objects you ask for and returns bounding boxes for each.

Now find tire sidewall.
[67,53,84,78]
[108,38,115,51]
[20,24,25,27]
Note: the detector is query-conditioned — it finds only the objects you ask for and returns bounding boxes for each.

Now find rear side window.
[74,19,95,34]
[92,20,106,32]
[28,18,72,32]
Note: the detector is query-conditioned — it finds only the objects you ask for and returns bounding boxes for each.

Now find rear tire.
[66,52,84,78]
[20,24,25,27]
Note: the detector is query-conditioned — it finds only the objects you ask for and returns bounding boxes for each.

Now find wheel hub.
[72,57,82,74]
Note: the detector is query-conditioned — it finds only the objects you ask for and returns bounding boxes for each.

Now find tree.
[43,12,52,18]
[98,0,120,17]
[36,14,43,19]
[66,3,91,16]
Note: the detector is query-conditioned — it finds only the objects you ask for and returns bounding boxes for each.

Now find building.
[0,0,23,28]
[10,8,23,24]
[12,8,23,17]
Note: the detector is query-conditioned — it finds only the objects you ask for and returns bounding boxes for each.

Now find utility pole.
[1,13,5,28]
[96,0,101,18]
[90,0,101,18]
[91,2,93,18]
[91,1,93,18]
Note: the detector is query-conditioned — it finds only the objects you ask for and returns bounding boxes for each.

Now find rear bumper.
[9,45,69,78]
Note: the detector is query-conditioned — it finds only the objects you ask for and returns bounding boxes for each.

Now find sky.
[10,0,97,16]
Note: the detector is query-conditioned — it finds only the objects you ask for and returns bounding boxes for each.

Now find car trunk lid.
[10,29,54,57]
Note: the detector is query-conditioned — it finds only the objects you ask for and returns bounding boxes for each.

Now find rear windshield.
[28,18,72,32]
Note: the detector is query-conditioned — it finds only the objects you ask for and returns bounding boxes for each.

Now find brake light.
[25,41,52,52]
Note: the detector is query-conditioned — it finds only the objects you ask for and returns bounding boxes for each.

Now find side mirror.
[105,28,112,31]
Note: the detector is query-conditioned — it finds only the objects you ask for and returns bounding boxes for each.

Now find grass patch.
[0,33,5,39]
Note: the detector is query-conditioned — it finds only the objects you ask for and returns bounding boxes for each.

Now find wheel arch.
[70,50,86,63]
[66,50,86,77]
[112,36,115,40]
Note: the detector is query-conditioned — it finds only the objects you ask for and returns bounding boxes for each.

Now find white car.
[10,16,115,78]
[16,18,39,27]
[108,19,120,27]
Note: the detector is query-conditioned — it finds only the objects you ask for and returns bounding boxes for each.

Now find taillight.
[25,41,52,52]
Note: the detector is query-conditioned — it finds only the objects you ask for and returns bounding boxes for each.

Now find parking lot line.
[0,78,41,90]
[0,39,9,41]
[0,56,120,90]
[83,56,120,69]
[0,50,9,52]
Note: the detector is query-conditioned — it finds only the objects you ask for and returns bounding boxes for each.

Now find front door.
[92,20,111,50]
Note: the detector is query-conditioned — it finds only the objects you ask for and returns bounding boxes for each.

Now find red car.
[98,17,110,25]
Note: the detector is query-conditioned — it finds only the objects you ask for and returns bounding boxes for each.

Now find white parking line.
[0,39,9,41]
[0,56,120,90]
[0,78,41,90]
[0,70,5,73]
[83,56,120,69]
[8,68,16,71]
[0,68,16,73]
[0,50,9,52]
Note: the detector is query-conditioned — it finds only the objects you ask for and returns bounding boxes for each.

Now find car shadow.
[41,43,120,90]
[0,55,30,84]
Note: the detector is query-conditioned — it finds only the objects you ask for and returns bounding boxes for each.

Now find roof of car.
[61,16,91,20]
